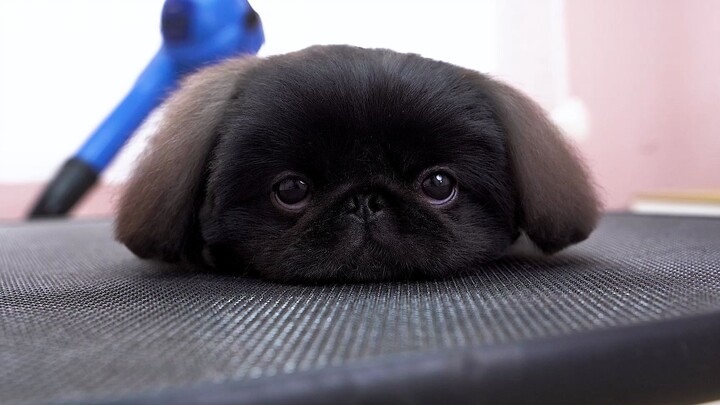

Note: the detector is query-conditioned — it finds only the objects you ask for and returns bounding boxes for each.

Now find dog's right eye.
[418,168,458,206]
[272,174,311,211]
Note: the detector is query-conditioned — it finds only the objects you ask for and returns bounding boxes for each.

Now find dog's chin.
[258,252,435,284]
[205,207,515,283]
[249,235,473,284]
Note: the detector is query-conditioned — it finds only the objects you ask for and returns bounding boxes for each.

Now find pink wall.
[565,0,720,209]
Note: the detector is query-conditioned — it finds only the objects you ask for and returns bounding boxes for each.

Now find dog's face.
[115,45,600,283]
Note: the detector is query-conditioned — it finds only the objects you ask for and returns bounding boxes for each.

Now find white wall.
[0,0,570,184]
[0,0,164,183]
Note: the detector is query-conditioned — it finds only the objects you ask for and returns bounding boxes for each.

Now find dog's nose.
[347,192,386,220]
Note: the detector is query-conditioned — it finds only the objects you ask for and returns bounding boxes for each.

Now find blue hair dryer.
[29,0,264,218]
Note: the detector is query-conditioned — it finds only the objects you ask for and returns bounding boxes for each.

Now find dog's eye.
[273,175,310,210]
[421,171,457,205]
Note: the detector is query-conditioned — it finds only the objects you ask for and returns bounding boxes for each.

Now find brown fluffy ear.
[483,78,601,253]
[114,56,258,262]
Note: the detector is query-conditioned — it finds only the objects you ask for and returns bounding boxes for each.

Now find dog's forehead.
[218,47,503,182]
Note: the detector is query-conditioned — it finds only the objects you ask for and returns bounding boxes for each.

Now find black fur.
[116,45,599,283]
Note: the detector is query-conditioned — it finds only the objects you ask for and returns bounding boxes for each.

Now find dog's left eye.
[421,171,457,205]
[272,174,311,211]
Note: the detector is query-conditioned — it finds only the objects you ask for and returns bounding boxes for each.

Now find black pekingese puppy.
[115,45,600,283]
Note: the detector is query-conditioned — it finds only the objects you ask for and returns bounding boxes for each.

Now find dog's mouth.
[339,218,398,252]
[328,227,426,277]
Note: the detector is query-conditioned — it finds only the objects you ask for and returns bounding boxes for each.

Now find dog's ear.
[115,56,259,262]
[483,78,601,253]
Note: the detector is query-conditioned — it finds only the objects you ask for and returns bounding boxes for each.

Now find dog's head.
[115,45,600,283]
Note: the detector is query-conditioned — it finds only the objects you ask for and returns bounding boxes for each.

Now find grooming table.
[2,214,719,404]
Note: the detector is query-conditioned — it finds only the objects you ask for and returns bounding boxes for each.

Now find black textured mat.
[1,214,720,404]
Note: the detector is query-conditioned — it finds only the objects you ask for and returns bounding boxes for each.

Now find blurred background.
[1,0,719,220]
